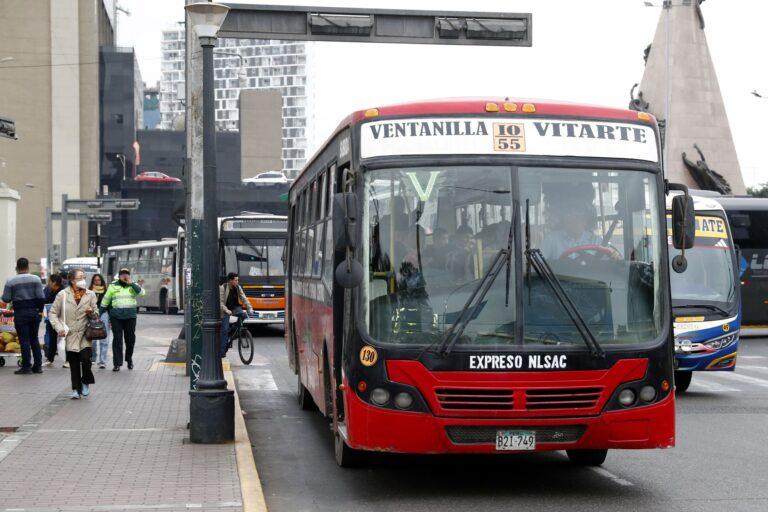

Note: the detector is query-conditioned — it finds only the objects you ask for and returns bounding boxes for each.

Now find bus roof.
[61,257,98,266]
[107,239,177,251]
[713,196,768,211]
[346,97,657,125]
[294,97,658,190]
[666,192,725,213]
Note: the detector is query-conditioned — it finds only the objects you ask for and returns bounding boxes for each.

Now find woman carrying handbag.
[48,269,99,399]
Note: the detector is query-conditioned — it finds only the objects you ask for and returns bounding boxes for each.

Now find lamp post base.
[189,388,235,443]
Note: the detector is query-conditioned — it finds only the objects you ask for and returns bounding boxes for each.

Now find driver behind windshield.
[541,185,620,261]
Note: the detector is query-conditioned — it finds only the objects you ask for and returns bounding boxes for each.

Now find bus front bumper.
[244,310,285,324]
[344,391,675,454]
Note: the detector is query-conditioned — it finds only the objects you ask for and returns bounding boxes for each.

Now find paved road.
[228,327,768,512]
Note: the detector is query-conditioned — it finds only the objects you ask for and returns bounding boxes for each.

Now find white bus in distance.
[104,239,180,314]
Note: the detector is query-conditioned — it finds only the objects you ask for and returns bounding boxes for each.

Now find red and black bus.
[286,98,694,467]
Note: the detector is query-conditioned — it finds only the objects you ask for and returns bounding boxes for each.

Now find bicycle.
[227,313,255,365]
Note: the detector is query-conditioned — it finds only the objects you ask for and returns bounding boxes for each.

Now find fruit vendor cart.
[0,305,22,367]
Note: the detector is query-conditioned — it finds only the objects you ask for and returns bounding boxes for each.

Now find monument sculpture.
[634,0,745,194]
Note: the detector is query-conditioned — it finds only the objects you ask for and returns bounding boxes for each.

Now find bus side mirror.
[333,192,363,288]
[671,194,695,250]
[333,192,358,252]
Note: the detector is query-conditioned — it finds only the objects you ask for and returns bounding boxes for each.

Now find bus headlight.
[639,385,657,403]
[370,388,390,406]
[618,388,636,407]
[703,332,738,350]
[394,392,413,410]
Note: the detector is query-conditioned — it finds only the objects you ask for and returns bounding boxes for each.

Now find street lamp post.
[185,1,234,444]
[116,153,127,181]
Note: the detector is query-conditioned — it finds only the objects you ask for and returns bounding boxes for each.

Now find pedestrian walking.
[89,274,110,369]
[48,268,98,399]
[101,268,145,371]
[43,274,64,367]
[1,258,45,374]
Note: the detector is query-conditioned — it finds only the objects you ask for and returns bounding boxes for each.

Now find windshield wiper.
[438,249,509,356]
[673,304,731,317]
[438,205,517,356]
[523,201,604,358]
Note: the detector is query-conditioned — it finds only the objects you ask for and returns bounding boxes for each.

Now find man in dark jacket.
[100,268,145,371]
[2,258,45,374]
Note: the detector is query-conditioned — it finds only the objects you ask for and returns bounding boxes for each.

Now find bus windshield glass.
[222,238,285,278]
[361,165,663,350]
[669,215,735,312]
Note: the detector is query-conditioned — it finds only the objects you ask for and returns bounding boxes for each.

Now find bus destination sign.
[360,117,658,163]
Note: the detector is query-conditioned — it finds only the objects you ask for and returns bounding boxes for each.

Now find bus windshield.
[669,215,735,314]
[362,165,664,350]
[221,238,285,278]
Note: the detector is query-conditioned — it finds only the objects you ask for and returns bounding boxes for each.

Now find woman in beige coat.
[49,269,98,399]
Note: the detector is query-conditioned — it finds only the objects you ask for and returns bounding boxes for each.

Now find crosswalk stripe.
[690,379,740,393]
[737,364,768,373]
[235,369,279,391]
[707,371,768,389]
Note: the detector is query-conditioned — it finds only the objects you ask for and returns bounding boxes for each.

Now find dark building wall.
[136,130,242,185]
[99,48,138,193]
[102,129,287,248]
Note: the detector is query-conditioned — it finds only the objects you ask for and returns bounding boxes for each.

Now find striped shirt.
[2,273,45,317]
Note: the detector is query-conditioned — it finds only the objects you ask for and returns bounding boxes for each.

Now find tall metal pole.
[663,0,671,171]
[185,1,205,388]
[45,207,53,273]
[189,35,234,444]
[61,193,68,262]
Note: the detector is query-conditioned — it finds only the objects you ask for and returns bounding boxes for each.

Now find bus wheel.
[566,449,608,466]
[675,371,692,393]
[334,431,365,468]
[297,372,315,411]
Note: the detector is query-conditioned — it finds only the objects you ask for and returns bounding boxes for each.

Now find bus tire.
[322,350,334,419]
[297,361,316,411]
[334,430,365,468]
[566,449,608,466]
[674,371,692,393]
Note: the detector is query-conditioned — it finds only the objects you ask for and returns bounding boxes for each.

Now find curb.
[225,368,269,512]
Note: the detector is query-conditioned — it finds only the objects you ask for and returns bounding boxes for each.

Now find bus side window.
[311,179,319,224]
[327,164,336,217]
[319,171,328,220]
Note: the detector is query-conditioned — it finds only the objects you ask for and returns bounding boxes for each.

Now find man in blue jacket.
[2,258,45,374]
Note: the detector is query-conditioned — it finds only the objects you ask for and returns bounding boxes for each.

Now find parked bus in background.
[715,197,768,327]
[669,194,740,392]
[60,257,100,284]
[104,239,179,314]
[219,214,288,324]
[286,98,695,467]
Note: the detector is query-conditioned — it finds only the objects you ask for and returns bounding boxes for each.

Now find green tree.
[747,183,768,198]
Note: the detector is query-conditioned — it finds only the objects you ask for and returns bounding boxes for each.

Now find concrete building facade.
[0,0,114,271]
[158,26,309,177]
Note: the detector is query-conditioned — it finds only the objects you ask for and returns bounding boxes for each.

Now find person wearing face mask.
[48,269,98,399]
[88,274,110,369]
[100,268,145,371]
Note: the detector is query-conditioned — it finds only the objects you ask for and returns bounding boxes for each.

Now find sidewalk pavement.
[0,318,265,512]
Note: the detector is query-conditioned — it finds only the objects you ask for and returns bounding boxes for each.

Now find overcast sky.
[118,0,768,187]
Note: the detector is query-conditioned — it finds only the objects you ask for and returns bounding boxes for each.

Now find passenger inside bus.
[447,225,477,282]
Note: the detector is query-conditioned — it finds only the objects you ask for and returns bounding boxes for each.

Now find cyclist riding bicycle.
[219,272,254,357]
